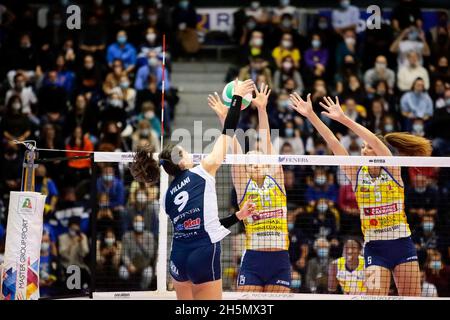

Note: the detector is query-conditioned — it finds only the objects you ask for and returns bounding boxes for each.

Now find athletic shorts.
[169,241,221,284]
[364,236,418,270]
[237,250,291,288]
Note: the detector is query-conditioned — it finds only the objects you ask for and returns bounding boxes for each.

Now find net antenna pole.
[160,34,166,152]
[156,156,169,294]
[15,140,38,192]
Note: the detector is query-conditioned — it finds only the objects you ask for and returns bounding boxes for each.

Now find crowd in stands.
[0,0,449,297]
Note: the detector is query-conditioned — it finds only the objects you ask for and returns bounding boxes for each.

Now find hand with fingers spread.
[233,78,254,98]
[208,92,228,124]
[289,92,314,118]
[252,82,271,110]
[319,96,346,122]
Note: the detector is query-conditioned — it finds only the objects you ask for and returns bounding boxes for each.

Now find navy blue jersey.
[162,165,230,247]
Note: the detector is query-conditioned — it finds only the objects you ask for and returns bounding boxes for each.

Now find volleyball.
[222,80,253,110]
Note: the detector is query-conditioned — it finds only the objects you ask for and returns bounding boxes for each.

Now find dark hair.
[159,144,184,176]
[129,143,160,184]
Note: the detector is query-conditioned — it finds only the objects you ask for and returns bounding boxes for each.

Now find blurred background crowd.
[0,0,449,298]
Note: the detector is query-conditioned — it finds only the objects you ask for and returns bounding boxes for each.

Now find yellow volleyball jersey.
[336,256,366,294]
[355,166,411,242]
[239,175,289,250]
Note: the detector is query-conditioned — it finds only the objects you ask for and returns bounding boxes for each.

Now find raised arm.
[208,91,247,198]
[319,96,392,157]
[253,83,285,187]
[201,79,254,176]
[290,93,348,156]
[290,93,358,183]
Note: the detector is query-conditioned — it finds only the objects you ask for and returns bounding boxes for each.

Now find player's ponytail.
[377,132,432,157]
[129,144,160,183]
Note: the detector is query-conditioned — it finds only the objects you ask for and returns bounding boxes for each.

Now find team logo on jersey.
[170,261,179,276]
[364,203,398,216]
[239,275,246,285]
[183,218,201,230]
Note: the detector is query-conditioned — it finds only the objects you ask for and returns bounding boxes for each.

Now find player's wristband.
[222,95,242,136]
[220,212,240,228]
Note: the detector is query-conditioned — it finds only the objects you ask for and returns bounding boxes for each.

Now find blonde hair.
[376,132,432,157]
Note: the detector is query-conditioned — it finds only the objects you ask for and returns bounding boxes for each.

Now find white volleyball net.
[88,151,450,300]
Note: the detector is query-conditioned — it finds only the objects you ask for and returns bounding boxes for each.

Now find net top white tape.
[93,152,450,167]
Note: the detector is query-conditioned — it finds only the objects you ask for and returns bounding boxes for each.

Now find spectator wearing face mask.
[432,79,447,109]
[272,0,297,25]
[331,0,360,35]
[5,72,37,115]
[390,26,430,68]
[406,174,439,229]
[104,59,126,96]
[133,101,161,137]
[106,30,137,74]
[304,34,329,81]
[131,120,160,154]
[366,98,387,135]
[134,53,171,92]
[239,30,272,65]
[330,97,366,138]
[96,228,121,290]
[137,27,163,69]
[308,198,338,241]
[97,166,127,233]
[425,250,450,297]
[413,215,446,265]
[99,94,128,135]
[290,270,303,293]
[39,232,58,298]
[128,182,159,236]
[274,120,305,155]
[305,168,338,208]
[5,33,38,86]
[238,55,273,87]
[306,237,331,293]
[428,88,450,156]
[272,33,301,69]
[335,29,360,74]
[397,52,430,92]
[364,56,396,95]
[110,73,136,113]
[245,1,270,25]
[58,217,90,293]
[400,77,433,131]
[119,215,156,290]
[97,193,119,237]
[273,56,304,95]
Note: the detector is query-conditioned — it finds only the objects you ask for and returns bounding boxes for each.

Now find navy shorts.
[237,250,291,288]
[364,236,418,270]
[169,241,221,284]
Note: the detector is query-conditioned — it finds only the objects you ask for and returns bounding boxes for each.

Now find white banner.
[1,192,46,300]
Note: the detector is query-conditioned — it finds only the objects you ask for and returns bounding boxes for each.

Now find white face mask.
[134,221,145,232]
[105,237,115,247]
[145,111,155,119]
[282,40,292,49]
[345,37,355,46]
[146,33,157,43]
[252,38,263,47]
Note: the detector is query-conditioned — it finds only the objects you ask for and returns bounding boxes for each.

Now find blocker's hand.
[233,78,254,98]
[319,96,346,122]
[252,82,271,110]
[290,92,314,118]
[208,92,228,124]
